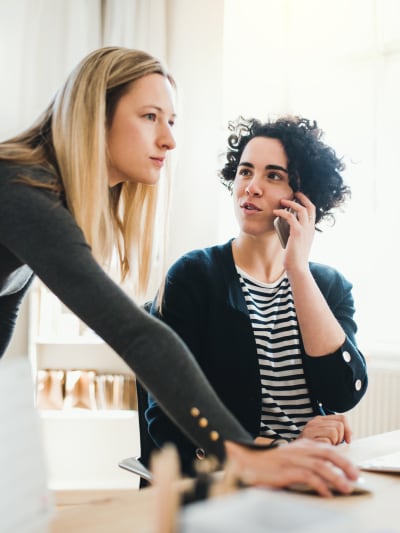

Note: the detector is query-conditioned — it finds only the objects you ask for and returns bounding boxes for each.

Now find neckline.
[235,265,287,288]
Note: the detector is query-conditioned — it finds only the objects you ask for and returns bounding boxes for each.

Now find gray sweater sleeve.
[0,167,252,461]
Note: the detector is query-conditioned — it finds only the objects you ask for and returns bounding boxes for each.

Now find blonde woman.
[0,47,358,496]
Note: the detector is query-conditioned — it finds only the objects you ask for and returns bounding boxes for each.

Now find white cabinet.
[28,281,140,489]
[41,410,139,489]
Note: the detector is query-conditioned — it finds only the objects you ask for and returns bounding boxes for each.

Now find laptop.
[359,451,400,473]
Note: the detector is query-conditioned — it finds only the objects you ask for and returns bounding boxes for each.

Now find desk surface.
[51,430,400,533]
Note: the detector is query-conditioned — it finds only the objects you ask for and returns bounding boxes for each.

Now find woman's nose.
[159,124,176,150]
[245,179,262,197]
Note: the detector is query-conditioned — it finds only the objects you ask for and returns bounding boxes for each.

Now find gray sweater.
[0,161,254,461]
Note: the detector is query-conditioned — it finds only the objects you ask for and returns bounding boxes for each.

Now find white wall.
[165,0,225,266]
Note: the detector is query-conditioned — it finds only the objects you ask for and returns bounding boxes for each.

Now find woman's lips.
[241,202,261,211]
[150,157,165,168]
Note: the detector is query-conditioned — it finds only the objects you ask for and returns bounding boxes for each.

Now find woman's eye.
[144,113,157,121]
[268,172,282,181]
[238,168,251,177]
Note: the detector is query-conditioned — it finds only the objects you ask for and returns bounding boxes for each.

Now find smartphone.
[274,207,295,248]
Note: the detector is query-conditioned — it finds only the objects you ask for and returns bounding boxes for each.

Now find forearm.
[146,398,200,475]
[0,178,253,463]
[287,268,345,356]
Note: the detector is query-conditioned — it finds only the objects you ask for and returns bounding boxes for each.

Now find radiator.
[345,359,400,439]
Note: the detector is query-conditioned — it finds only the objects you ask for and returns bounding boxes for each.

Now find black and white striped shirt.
[236,267,314,440]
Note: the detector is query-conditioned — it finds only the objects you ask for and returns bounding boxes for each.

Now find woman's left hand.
[298,414,352,445]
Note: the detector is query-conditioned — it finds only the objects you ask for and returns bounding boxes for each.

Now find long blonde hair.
[0,47,174,297]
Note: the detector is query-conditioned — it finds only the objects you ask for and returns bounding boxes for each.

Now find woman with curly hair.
[147,115,368,477]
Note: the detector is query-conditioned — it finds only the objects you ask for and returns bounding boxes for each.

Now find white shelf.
[29,284,140,489]
[40,409,140,490]
[34,341,133,374]
[40,409,136,420]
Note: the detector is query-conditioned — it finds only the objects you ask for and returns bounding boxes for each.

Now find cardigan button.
[190,407,200,417]
[343,351,351,363]
[209,431,220,441]
[199,417,208,428]
[355,379,362,391]
[195,448,206,460]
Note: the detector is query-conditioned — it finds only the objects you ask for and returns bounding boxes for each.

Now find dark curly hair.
[219,116,350,224]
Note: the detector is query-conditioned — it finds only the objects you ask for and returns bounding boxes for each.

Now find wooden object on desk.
[52,430,400,533]
[151,445,181,533]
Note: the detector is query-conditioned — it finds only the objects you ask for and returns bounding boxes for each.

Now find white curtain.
[0,0,168,139]
[103,0,167,61]
[0,0,102,138]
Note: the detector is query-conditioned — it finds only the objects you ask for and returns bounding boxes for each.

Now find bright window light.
[219,0,400,352]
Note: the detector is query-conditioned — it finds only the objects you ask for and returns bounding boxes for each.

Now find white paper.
[0,356,53,533]
[180,487,362,533]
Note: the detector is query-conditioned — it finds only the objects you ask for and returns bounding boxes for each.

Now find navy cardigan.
[148,239,368,474]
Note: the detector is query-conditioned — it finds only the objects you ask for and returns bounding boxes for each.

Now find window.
[218,0,400,352]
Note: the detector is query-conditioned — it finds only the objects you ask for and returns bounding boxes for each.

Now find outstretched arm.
[0,169,359,494]
[0,169,251,461]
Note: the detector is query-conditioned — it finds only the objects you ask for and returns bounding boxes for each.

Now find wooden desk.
[51,430,400,533]
[51,487,156,533]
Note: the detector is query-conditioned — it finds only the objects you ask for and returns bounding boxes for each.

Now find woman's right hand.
[224,438,359,498]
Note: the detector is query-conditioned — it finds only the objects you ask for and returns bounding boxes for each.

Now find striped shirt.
[236,266,314,440]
